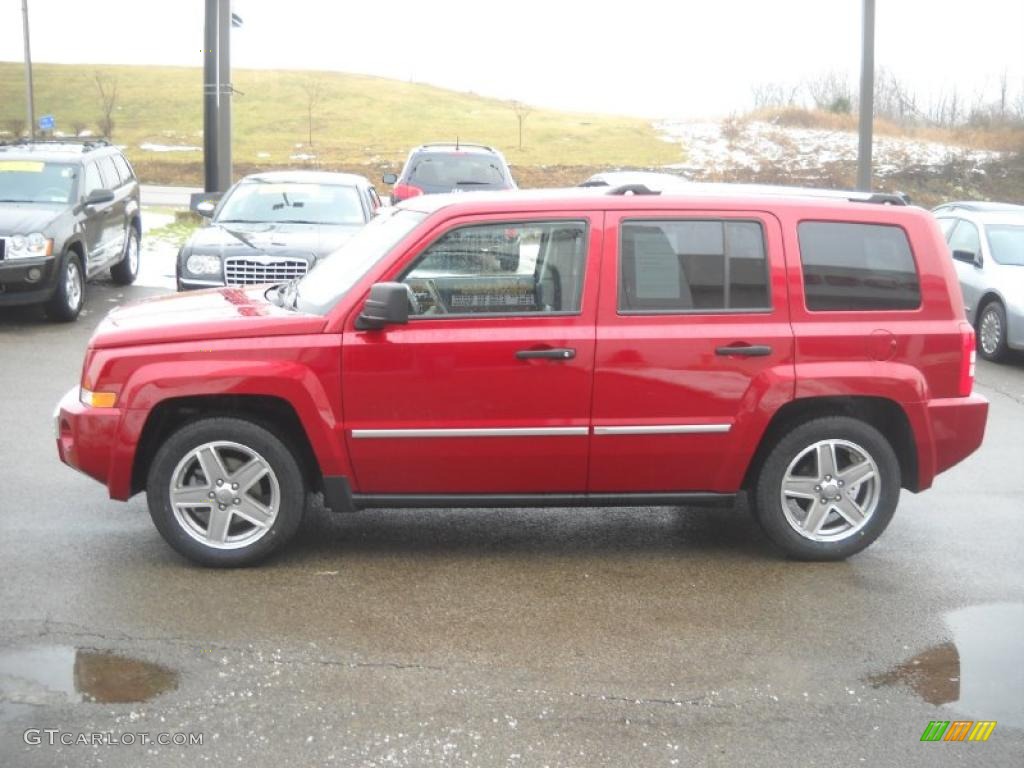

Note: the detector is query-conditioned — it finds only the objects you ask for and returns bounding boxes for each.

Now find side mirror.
[952,249,980,266]
[382,173,398,185]
[355,282,409,330]
[195,200,216,218]
[84,188,115,206]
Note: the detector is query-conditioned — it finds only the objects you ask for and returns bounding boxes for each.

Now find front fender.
[103,336,347,500]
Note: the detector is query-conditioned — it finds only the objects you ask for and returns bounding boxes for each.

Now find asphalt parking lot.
[1,278,1022,767]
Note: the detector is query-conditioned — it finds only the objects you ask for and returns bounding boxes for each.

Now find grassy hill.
[0,62,681,185]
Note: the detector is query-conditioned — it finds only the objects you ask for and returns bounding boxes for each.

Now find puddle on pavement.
[868,603,1024,728]
[0,645,177,720]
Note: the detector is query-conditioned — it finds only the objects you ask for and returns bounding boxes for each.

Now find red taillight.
[958,321,976,397]
[393,183,424,201]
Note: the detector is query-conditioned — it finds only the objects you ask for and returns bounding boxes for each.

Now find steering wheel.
[402,283,421,315]
[39,187,67,201]
[424,278,449,314]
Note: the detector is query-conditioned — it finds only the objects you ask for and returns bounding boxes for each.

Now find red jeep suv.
[55,184,988,566]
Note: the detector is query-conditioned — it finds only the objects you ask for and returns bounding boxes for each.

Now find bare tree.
[93,72,118,138]
[4,118,26,137]
[807,72,852,114]
[750,81,802,110]
[71,120,88,137]
[300,77,326,148]
[511,100,533,150]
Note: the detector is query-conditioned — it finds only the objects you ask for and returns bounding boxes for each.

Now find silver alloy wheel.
[65,260,83,311]
[126,231,139,275]
[169,440,280,550]
[779,439,881,542]
[980,307,1002,356]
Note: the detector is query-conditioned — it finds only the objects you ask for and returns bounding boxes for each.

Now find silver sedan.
[934,202,1024,362]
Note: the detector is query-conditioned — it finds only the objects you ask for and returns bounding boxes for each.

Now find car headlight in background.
[6,232,53,259]
[185,253,222,276]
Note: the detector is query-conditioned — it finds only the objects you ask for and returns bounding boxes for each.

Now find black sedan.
[177,171,383,289]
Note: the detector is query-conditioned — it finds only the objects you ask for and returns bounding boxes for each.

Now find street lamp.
[21,0,35,139]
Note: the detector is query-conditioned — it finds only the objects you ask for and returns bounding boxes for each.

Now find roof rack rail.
[0,137,111,151]
[419,141,496,152]
[857,192,911,206]
[606,184,661,196]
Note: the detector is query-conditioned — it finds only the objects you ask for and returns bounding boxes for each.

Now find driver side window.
[82,162,103,199]
[948,220,981,258]
[401,220,588,317]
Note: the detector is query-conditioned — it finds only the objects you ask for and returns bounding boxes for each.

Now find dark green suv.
[0,139,141,321]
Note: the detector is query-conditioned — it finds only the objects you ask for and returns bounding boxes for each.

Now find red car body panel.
[340,210,602,493]
[589,209,796,492]
[54,191,988,506]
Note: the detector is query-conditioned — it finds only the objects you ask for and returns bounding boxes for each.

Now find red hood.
[90,286,327,349]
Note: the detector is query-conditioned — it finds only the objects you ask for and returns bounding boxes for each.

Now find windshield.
[216,181,366,225]
[986,224,1024,266]
[409,154,507,187]
[0,160,76,204]
[295,208,427,314]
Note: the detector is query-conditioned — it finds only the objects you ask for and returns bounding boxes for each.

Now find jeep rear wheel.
[752,417,900,561]
[110,225,140,285]
[146,418,306,567]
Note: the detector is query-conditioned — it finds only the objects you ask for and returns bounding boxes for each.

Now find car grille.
[224,256,309,285]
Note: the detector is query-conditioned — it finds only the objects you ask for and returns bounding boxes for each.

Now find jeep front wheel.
[146,418,306,567]
[752,417,900,561]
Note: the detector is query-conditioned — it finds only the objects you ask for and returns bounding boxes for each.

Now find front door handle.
[516,347,576,361]
[715,344,772,357]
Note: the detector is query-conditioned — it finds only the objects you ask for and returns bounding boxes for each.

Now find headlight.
[186,253,222,275]
[6,232,53,259]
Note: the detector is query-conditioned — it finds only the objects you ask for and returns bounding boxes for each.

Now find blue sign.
[38,115,54,132]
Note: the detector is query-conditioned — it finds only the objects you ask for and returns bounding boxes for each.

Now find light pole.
[203,0,241,193]
[21,0,35,139]
[856,0,876,191]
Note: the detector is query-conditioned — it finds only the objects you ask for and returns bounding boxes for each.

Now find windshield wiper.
[453,181,491,186]
[276,219,321,224]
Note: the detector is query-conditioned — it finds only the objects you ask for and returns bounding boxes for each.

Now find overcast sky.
[2,0,1022,118]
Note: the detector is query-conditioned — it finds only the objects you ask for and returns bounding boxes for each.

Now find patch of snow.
[257,152,271,159]
[140,143,202,153]
[290,153,317,161]
[656,119,1004,180]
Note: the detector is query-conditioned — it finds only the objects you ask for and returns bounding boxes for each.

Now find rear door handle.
[516,347,576,361]
[715,344,772,357]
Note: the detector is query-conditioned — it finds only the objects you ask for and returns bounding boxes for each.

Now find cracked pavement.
[1,281,1022,767]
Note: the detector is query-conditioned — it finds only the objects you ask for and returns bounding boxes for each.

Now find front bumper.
[1006,301,1024,351]
[54,386,124,493]
[0,255,58,305]
[178,276,225,291]
[926,392,989,478]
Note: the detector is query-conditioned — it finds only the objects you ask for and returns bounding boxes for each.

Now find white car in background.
[933,201,1024,362]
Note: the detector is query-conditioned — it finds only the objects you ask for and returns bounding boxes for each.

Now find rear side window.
[113,154,135,183]
[798,222,921,311]
[97,155,121,188]
[618,219,770,312]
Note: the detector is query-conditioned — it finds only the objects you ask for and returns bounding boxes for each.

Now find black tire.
[45,251,85,322]
[977,300,1009,362]
[110,224,140,285]
[146,417,306,567]
[751,417,900,561]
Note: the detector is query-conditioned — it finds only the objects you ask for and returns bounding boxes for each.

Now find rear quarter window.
[798,221,921,311]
